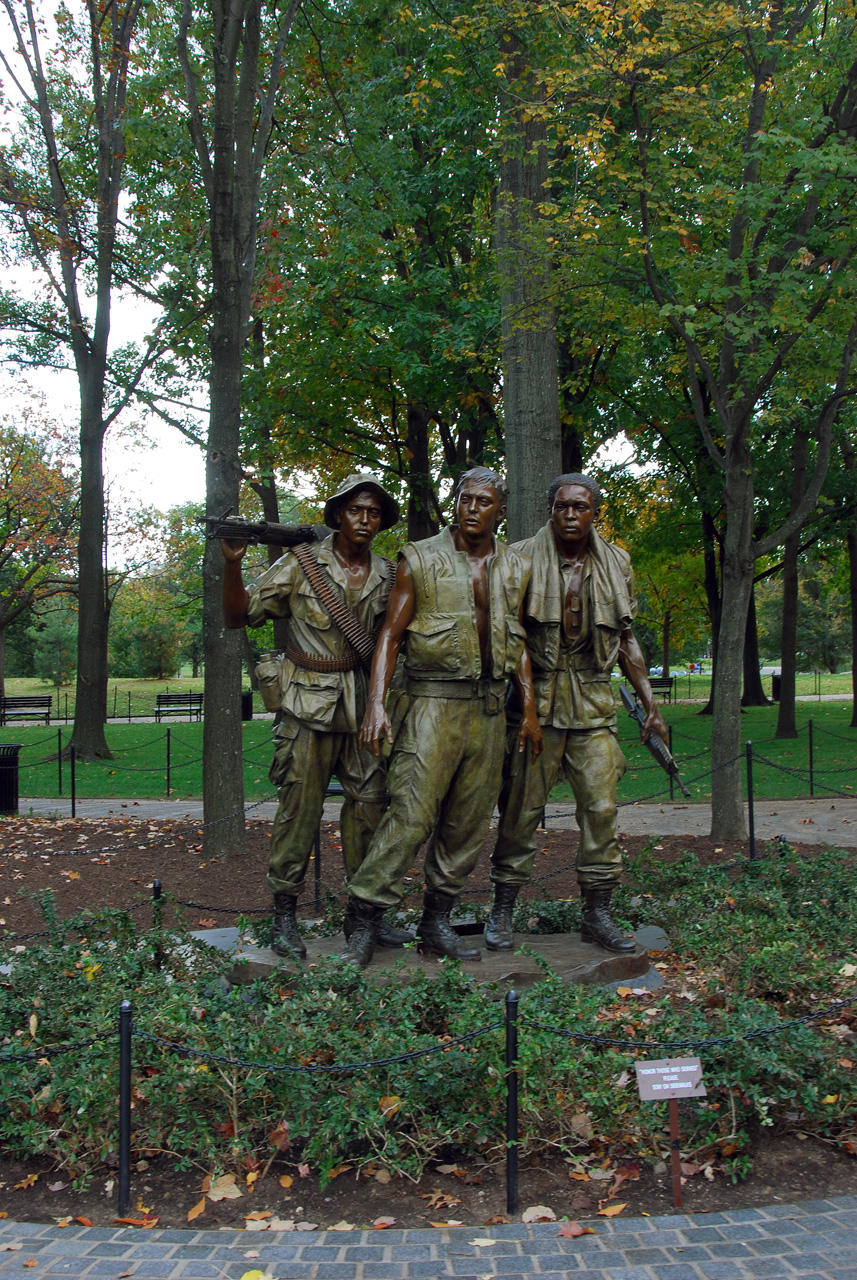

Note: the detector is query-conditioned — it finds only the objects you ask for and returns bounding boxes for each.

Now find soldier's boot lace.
[580,887,636,953]
[484,883,519,951]
[417,890,482,961]
[271,893,307,959]
[340,898,385,967]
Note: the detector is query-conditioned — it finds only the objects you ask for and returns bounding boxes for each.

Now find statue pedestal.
[194,927,659,992]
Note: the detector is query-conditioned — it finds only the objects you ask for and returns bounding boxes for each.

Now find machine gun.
[619,684,690,798]
[201,511,328,548]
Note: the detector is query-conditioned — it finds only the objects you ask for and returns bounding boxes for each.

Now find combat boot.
[417,890,481,961]
[343,911,413,948]
[484,883,519,951]
[271,893,306,959]
[340,898,385,967]
[580,887,635,953]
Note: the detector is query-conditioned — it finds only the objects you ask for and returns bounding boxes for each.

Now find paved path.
[20,796,857,849]
[0,1196,855,1278]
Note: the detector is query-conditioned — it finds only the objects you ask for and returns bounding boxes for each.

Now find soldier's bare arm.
[220,539,251,629]
[512,641,543,758]
[617,629,668,742]
[359,557,417,756]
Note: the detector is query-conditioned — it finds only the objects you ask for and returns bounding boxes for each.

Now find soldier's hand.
[518,709,543,759]
[220,537,247,563]
[359,701,393,757]
[641,703,668,744]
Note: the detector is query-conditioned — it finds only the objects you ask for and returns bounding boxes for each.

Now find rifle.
[619,684,691,798]
[201,510,328,548]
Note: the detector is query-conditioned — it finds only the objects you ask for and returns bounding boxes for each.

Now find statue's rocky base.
[192,925,666,993]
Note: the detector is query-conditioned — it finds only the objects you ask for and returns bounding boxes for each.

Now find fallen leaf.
[297,1163,310,1178]
[114,1217,159,1228]
[373,1216,396,1229]
[74,1216,93,1227]
[0,1244,23,1251]
[187,1199,206,1222]
[570,1113,592,1138]
[598,1202,627,1217]
[278,1174,293,1189]
[379,1094,401,1119]
[587,1168,613,1181]
[823,1094,839,1104]
[522,1205,555,1223]
[295,1221,318,1231]
[118,1272,135,1278]
[268,1218,296,1231]
[568,1171,590,1182]
[468,1238,497,1246]
[47,1182,67,1193]
[423,1189,462,1209]
[243,1219,269,1232]
[28,1014,37,1038]
[242,1251,260,1259]
[329,1220,356,1231]
[840,963,857,977]
[327,1164,352,1180]
[55,1218,71,1229]
[14,1174,38,1190]
[208,1173,243,1201]
[22,1257,38,1268]
[613,1070,630,1089]
[374,1168,391,1185]
[616,986,632,997]
[485,1215,509,1225]
[245,1211,272,1222]
[558,1222,593,1237]
[429,1220,463,1227]
[197,918,217,928]
[269,1122,290,1151]
[435,1163,462,1175]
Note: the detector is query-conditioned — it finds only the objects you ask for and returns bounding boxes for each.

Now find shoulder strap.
[291,542,393,667]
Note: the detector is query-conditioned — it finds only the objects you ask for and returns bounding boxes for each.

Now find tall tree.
[0,0,154,756]
[176,0,300,856]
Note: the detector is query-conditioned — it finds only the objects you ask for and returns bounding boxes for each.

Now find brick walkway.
[0,1196,855,1278]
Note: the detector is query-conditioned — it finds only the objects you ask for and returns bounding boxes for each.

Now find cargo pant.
[492,725,627,890]
[267,714,387,897]
[347,691,507,910]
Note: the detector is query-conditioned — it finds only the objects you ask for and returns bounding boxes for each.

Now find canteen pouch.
[255,650,285,712]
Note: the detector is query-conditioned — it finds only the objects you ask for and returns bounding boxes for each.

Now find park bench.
[0,694,52,725]
[649,675,676,703]
[154,692,203,722]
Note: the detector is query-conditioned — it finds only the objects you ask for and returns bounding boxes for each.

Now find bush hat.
[323,473,400,531]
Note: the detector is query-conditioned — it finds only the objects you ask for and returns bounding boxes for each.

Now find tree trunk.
[405,402,438,540]
[495,33,561,540]
[697,509,721,716]
[776,427,809,738]
[741,587,768,706]
[661,610,671,677]
[843,433,857,729]
[0,626,5,698]
[71,401,111,758]
[710,441,755,841]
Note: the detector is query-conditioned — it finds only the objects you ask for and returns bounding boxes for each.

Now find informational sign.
[635,1057,707,1100]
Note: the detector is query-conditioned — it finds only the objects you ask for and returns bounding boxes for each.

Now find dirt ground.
[0,814,854,1230]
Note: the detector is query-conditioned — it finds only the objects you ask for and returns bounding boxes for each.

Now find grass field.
[2,690,855,806]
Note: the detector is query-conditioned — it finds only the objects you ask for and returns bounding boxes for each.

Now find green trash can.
[0,743,22,815]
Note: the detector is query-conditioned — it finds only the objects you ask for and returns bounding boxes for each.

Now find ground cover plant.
[4,699,856,805]
[0,840,854,1201]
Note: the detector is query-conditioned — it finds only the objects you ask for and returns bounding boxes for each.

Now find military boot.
[580,887,635,953]
[340,898,385,967]
[343,911,413,948]
[271,893,307,959]
[417,890,481,961]
[484,884,519,951]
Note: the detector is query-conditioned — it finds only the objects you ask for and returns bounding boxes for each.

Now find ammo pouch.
[255,650,285,712]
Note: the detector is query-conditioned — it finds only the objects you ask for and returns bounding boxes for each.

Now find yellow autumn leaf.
[823,1094,839,1104]
[28,1014,37,1038]
[278,1174,293,1189]
[598,1202,627,1217]
[187,1198,205,1222]
[379,1095,401,1119]
[616,986,632,998]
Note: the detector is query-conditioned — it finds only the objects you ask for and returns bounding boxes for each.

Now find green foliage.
[1,842,855,1185]
[26,605,78,691]
[109,579,191,680]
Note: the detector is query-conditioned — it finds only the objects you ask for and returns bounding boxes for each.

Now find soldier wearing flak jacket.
[340,466,543,968]
[486,473,668,954]
[220,473,411,959]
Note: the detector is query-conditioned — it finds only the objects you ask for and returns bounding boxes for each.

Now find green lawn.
[2,683,854,805]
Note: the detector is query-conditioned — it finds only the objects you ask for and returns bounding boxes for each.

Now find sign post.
[635,1057,707,1208]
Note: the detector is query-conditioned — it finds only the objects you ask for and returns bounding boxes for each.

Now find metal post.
[505,989,520,1217]
[669,1097,683,1208]
[314,829,322,913]
[64,692,68,723]
[128,690,131,723]
[57,729,62,797]
[118,1000,132,1216]
[113,686,117,719]
[745,741,755,860]
[152,880,163,971]
[668,726,674,801]
[808,718,814,797]
[70,744,76,819]
[166,729,171,797]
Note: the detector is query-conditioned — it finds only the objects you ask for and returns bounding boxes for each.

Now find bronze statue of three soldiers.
[221,467,667,968]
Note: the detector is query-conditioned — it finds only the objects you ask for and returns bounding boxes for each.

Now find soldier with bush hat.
[220,472,409,959]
